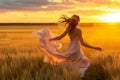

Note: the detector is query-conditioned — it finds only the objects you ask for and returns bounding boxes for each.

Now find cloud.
[0,0,57,11]
[73,0,120,6]
[0,0,73,11]
[72,0,110,4]
[68,9,111,16]
[0,0,120,12]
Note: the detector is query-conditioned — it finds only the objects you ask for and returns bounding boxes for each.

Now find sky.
[0,0,120,23]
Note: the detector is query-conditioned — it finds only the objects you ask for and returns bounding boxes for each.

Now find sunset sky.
[0,0,120,23]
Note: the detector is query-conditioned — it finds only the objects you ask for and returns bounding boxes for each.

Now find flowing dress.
[33,28,90,77]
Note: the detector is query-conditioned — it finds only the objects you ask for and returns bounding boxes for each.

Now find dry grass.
[83,53,120,80]
[0,25,120,80]
[0,49,81,80]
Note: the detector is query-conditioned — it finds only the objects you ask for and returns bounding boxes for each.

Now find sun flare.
[99,12,120,22]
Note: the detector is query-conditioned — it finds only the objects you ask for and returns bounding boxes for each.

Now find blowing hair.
[59,15,80,34]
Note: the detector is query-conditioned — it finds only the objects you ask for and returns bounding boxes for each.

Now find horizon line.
[0,22,120,26]
[0,22,120,24]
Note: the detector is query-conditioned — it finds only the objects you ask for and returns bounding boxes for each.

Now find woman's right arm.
[49,30,68,41]
[78,29,102,51]
[50,20,74,41]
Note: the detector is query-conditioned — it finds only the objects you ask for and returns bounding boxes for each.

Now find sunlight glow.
[48,0,62,3]
[99,12,120,22]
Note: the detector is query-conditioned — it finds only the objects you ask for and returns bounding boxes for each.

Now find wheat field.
[0,24,120,80]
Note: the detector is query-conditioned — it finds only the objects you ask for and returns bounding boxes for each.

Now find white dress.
[33,28,90,77]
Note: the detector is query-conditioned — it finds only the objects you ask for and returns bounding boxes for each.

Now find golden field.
[0,23,120,80]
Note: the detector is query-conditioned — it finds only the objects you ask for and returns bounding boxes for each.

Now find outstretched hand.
[94,47,102,51]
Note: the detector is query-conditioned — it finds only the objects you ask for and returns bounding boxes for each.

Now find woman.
[33,15,102,77]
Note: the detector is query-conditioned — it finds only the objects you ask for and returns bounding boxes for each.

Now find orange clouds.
[0,0,120,23]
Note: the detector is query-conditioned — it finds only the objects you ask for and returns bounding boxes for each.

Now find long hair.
[59,15,80,34]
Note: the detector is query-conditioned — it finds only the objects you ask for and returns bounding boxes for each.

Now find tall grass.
[0,47,81,80]
[83,53,120,80]
[0,25,120,80]
[0,47,120,80]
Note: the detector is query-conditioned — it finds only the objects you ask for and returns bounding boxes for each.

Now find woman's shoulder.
[76,28,82,33]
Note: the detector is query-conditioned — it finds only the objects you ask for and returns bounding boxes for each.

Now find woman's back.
[66,28,81,53]
[69,28,79,41]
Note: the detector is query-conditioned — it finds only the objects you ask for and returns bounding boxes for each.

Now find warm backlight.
[99,12,120,22]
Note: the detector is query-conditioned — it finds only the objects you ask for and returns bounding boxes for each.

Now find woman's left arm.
[78,29,102,51]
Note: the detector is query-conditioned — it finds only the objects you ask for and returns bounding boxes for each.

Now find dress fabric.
[33,28,90,77]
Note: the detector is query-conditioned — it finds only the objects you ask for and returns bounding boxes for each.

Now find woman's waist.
[68,42,80,48]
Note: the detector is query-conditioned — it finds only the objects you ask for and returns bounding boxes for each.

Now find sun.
[99,12,120,22]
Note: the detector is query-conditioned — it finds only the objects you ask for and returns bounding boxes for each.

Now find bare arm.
[50,20,74,41]
[78,29,102,51]
[49,30,68,40]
